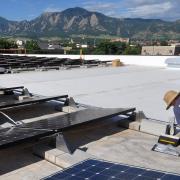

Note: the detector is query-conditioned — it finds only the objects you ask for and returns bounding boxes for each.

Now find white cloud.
[81,0,180,21]
[44,4,62,13]
[83,1,118,12]
[123,0,180,20]
[127,2,173,17]
[44,7,62,12]
[126,0,160,6]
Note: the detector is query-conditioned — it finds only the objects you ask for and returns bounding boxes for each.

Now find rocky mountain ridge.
[0,7,179,40]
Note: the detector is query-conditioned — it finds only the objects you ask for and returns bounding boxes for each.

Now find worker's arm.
[173,102,180,125]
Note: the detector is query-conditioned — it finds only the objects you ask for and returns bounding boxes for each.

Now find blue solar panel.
[42,159,180,180]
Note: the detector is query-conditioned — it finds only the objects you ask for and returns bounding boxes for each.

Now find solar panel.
[43,159,180,180]
[0,104,135,148]
[0,95,68,109]
[0,55,104,71]
[0,86,24,91]
[0,127,52,149]
[23,107,135,131]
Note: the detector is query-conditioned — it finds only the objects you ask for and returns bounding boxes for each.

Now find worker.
[164,90,180,134]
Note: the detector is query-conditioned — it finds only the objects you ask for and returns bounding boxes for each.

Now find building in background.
[38,42,62,50]
[110,38,129,44]
[76,44,89,48]
[48,43,61,50]
[16,40,24,48]
[81,44,88,48]
[141,45,180,56]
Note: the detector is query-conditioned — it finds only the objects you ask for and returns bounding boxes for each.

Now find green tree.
[94,41,127,55]
[0,39,17,49]
[25,40,40,53]
[124,46,141,55]
[160,41,168,46]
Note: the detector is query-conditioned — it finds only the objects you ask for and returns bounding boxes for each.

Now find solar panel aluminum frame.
[42,158,180,180]
[0,86,136,151]
[0,86,24,92]
[0,106,135,150]
[0,127,54,149]
[0,95,68,109]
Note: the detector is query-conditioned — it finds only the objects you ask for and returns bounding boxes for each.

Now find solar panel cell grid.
[43,159,180,180]
[161,174,180,180]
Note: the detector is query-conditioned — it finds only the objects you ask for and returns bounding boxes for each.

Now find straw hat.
[163,90,180,110]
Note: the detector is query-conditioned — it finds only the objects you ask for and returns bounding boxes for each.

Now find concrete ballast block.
[55,149,95,168]
[140,119,168,136]
[118,119,141,131]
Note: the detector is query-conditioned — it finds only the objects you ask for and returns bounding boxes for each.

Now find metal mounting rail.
[0,95,68,109]
[0,107,135,149]
[0,111,19,126]
[0,86,24,91]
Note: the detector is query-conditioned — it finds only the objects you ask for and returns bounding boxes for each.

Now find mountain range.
[0,7,180,40]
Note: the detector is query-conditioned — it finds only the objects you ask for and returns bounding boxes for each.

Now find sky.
[0,0,179,21]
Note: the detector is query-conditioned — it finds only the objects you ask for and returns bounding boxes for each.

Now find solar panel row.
[43,159,180,180]
[0,54,101,70]
[0,107,134,148]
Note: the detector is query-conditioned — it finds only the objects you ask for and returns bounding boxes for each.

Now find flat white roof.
[0,65,180,122]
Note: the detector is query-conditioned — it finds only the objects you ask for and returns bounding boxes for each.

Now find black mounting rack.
[0,86,136,152]
[0,95,68,109]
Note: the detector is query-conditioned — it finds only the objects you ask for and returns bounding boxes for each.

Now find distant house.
[76,44,80,48]
[38,42,62,50]
[62,46,72,55]
[76,44,88,48]
[141,45,180,56]
[38,42,49,50]
[16,40,24,48]
[48,43,61,50]
[110,38,129,44]
[81,44,88,48]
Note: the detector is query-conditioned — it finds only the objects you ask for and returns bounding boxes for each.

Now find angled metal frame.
[0,106,135,150]
[0,86,24,91]
[0,86,136,151]
[0,95,68,109]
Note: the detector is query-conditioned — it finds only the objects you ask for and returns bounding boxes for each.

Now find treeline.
[70,41,141,55]
[0,38,142,55]
[0,39,17,49]
[91,41,141,55]
[0,39,41,53]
